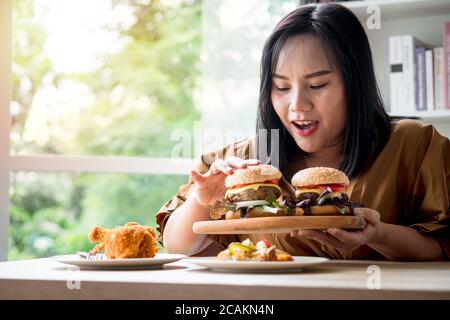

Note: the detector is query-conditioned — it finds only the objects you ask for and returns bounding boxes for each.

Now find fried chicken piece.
[88,222,158,259]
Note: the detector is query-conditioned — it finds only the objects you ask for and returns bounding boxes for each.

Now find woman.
[157,3,450,260]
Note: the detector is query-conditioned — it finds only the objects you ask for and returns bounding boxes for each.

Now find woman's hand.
[289,208,383,251]
[190,157,260,207]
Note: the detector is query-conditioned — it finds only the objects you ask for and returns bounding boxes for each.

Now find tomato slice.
[327,184,346,192]
[262,239,271,247]
[302,184,346,192]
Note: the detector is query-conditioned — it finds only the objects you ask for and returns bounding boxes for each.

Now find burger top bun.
[291,167,349,188]
[225,164,282,188]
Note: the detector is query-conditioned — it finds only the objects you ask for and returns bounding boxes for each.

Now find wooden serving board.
[193,216,366,234]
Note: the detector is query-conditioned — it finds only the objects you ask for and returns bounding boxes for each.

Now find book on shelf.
[389,35,403,114]
[415,46,426,111]
[434,47,444,110]
[403,35,426,113]
[389,35,426,113]
[444,22,450,110]
[425,49,434,111]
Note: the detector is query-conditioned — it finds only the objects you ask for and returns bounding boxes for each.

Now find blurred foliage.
[9,0,201,259]
[74,0,201,157]
[11,0,61,154]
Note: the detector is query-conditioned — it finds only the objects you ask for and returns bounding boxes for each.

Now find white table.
[0,258,449,299]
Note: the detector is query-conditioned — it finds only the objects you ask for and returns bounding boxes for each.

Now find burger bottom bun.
[295,205,352,216]
[225,207,296,220]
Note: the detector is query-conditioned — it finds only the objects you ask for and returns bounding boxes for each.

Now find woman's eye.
[276,87,290,92]
[310,83,327,90]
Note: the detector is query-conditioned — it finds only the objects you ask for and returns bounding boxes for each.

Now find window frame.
[0,0,12,262]
[0,0,195,261]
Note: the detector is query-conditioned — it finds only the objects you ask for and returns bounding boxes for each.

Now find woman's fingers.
[247,159,261,164]
[190,170,205,184]
[223,156,243,168]
[289,208,383,250]
[295,229,347,249]
[354,208,380,224]
[290,229,362,250]
[353,207,382,243]
[327,228,366,246]
[225,157,260,169]
[290,227,367,248]
[208,157,260,176]
[210,159,233,175]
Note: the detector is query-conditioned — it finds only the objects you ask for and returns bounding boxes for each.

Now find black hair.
[256,3,392,179]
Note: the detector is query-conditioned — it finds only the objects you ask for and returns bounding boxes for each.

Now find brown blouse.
[156,120,450,260]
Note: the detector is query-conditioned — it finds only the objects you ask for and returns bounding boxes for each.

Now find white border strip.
[0,0,11,261]
[10,155,196,175]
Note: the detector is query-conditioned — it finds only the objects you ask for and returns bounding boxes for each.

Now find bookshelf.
[344,0,450,21]
[340,0,450,134]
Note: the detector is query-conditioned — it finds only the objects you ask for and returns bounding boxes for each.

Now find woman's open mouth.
[291,120,319,137]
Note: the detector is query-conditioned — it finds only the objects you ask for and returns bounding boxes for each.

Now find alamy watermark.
[170,121,281,168]
[366,4,381,30]
[366,265,381,289]
[66,266,81,290]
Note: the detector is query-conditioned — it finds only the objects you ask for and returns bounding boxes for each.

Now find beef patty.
[225,186,281,203]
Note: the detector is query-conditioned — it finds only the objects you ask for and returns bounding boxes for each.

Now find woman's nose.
[289,90,312,112]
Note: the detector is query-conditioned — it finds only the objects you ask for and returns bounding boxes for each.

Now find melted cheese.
[298,188,322,194]
[226,183,281,196]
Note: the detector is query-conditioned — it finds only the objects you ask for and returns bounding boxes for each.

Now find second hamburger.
[284,167,356,215]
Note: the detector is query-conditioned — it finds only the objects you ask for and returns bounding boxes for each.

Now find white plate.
[51,253,186,269]
[185,256,329,273]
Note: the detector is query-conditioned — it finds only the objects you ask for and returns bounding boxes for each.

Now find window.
[1,0,296,260]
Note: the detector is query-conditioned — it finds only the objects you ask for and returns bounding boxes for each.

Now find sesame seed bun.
[225,164,282,188]
[291,167,349,188]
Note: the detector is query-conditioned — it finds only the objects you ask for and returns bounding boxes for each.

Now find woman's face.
[271,35,347,156]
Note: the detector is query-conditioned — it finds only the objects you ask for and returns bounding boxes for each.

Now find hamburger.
[210,164,293,220]
[283,167,359,215]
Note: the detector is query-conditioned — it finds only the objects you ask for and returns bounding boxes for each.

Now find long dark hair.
[256,3,391,179]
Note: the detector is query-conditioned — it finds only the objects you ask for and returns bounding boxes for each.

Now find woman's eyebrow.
[272,70,331,80]
[303,70,331,79]
[273,74,289,80]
